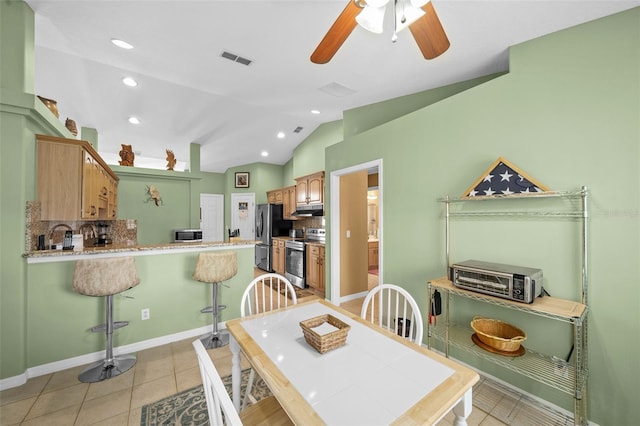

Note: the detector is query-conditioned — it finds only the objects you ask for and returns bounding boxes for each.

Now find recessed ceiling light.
[122,77,138,87]
[277,132,285,139]
[261,151,269,157]
[311,109,320,115]
[128,116,140,125]
[111,38,133,49]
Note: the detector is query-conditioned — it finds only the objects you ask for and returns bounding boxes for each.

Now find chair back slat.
[192,339,242,426]
[241,273,298,318]
[361,284,424,344]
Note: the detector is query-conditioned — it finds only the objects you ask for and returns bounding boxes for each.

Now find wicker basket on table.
[300,314,350,354]
[471,317,527,352]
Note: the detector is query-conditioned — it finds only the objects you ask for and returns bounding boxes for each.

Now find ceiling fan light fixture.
[395,3,425,32]
[356,5,386,34]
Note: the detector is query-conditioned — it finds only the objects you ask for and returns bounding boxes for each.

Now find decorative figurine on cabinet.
[166,149,176,171]
[65,118,78,136]
[119,144,135,166]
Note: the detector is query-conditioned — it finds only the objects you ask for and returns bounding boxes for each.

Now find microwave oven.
[174,229,203,242]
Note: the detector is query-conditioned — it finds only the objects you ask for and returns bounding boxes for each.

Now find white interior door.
[230,193,255,240]
[200,194,224,242]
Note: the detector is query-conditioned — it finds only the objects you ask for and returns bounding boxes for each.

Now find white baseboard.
[0,324,215,391]
[339,291,368,303]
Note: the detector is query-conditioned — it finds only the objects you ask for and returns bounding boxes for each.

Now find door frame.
[230,193,255,241]
[330,159,383,305]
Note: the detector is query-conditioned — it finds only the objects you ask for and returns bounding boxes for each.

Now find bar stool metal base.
[199,281,229,349]
[78,354,136,383]
[200,331,229,349]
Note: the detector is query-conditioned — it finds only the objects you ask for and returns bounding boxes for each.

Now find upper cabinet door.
[307,174,324,205]
[36,134,118,221]
[295,171,324,206]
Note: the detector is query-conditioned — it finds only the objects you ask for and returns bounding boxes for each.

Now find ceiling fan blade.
[409,2,450,60]
[311,1,363,64]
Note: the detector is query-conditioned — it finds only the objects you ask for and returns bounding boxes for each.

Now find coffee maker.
[96,222,113,245]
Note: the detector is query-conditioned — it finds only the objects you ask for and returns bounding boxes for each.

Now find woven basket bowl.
[300,314,350,354]
[471,317,527,352]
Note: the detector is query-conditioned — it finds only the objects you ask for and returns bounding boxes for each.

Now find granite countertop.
[273,236,325,246]
[24,240,259,259]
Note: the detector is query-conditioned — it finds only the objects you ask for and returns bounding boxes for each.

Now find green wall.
[325,8,639,425]
[342,72,504,138]
[292,120,343,178]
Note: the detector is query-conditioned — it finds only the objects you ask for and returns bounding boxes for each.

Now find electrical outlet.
[141,308,150,320]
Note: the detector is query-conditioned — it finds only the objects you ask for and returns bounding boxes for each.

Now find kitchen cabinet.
[267,189,283,204]
[428,188,589,425]
[282,186,297,220]
[266,186,297,220]
[295,171,324,206]
[273,238,286,275]
[368,241,378,269]
[37,134,119,221]
[306,244,325,291]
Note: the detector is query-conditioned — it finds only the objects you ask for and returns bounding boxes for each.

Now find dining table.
[226,298,479,425]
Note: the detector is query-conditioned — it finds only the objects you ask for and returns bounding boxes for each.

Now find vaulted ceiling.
[26,0,640,172]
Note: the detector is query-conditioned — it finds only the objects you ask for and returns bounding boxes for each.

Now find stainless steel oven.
[285,228,325,289]
[285,240,305,289]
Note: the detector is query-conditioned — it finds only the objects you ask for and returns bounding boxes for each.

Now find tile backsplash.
[25,201,137,252]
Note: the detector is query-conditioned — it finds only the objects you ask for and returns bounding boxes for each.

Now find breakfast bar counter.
[24,240,258,263]
[19,241,257,383]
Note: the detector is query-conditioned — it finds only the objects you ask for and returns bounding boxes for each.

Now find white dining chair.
[240,273,298,410]
[192,339,292,425]
[361,283,424,344]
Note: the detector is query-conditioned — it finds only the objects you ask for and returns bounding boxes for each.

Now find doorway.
[200,194,224,242]
[330,160,382,306]
[230,193,255,241]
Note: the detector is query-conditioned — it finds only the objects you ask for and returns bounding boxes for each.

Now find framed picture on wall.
[235,172,250,188]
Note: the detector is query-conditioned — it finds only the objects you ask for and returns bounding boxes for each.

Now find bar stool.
[192,251,237,349]
[73,256,140,383]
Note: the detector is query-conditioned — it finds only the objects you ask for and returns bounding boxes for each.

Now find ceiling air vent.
[221,51,253,66]
[293,126,303,133]
[318,82,356,97]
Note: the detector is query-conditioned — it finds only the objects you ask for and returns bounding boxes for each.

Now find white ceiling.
[26,0,640,173]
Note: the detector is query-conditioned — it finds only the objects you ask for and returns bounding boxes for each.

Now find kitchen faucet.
[48,223,73,247]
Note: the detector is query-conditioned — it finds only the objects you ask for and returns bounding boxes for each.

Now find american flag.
[463,157,549,197]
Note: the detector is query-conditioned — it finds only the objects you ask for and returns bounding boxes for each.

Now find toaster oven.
[450,260,543,303]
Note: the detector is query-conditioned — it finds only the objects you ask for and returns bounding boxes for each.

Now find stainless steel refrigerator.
[255,203,292,271]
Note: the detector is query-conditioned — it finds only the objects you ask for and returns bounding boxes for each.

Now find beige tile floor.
[1,294,570,426]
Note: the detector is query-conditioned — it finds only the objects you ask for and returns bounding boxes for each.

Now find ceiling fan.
[311,0,450,64]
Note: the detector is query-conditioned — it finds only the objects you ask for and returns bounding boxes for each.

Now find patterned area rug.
[140,369,271,425]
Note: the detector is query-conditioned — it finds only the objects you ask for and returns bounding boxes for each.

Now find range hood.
[292,204,324,217]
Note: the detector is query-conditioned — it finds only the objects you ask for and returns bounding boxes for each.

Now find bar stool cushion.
[73,257,140,297]
[192,251,237,283]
